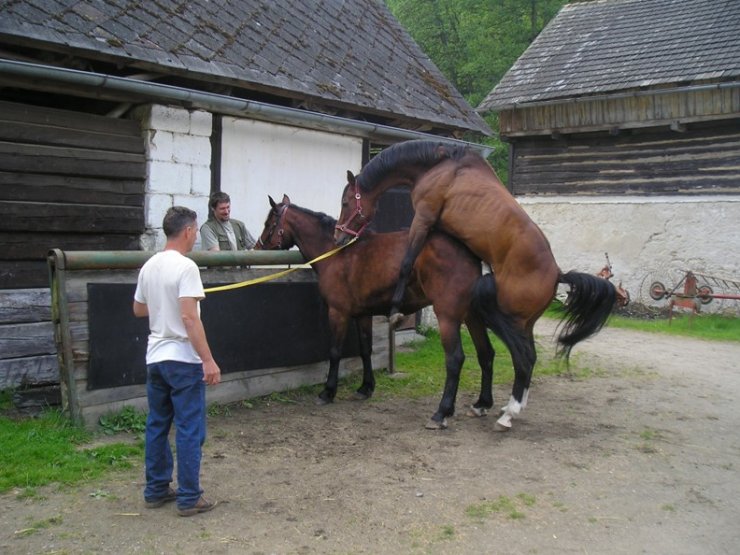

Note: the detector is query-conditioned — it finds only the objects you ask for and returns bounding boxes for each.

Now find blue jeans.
[144,361,206,509]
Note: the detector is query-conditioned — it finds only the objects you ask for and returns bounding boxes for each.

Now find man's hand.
[202,359,221,385]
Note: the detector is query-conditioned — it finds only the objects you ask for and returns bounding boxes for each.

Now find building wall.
[520,196,740,313]
[135,104,213,250]
[220,118,363,237]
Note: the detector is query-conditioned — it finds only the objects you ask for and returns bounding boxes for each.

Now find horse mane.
[290,204,337,236]
[358,140,473,192]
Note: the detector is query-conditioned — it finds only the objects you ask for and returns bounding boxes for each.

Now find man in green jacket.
[200,192,256,251]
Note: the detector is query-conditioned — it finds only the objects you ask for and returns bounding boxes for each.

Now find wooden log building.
[478,0,740,309]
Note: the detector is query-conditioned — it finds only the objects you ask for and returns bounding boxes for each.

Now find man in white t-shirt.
[133,206,221,517]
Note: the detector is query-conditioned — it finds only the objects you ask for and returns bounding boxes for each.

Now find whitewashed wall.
[520,196,740,313]
[220,118,363,237]
[136,104,213,250]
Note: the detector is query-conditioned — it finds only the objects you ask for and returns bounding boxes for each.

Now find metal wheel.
[697,285,714,305]
[649,281,667,301]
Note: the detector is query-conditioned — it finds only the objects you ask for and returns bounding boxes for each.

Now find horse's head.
[334,170,374,245]
[255,194,293,250]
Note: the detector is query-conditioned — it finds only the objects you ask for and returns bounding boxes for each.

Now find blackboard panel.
[88,283,148,390]
[87,282,362,391]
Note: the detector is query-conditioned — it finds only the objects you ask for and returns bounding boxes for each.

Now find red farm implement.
[649,270,740,321]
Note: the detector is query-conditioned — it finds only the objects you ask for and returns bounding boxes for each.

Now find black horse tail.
[472,273,536,369]
[556,271,618,359]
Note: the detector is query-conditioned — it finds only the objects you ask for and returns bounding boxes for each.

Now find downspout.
[0,59,493,156]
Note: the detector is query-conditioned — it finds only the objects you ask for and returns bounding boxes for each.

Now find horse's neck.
[288,211,335,262]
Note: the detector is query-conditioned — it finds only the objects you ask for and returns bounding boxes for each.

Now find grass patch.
[607,312,740,342]
[0,409,143,494]
[465,494,533,520]
[375,329,564,400]
[546,299,740,343]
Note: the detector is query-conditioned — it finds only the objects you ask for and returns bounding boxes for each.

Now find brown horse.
[255,194,494,429]
[334,140,618,430]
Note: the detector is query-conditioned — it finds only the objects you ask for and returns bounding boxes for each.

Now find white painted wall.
[136,104,213,250]
[220,118,363,239]
[520,196,740,314]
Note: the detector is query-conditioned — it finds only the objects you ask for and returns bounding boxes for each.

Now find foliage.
[385,0,568,179]
[0,409,143,494]
[98,405,147,436]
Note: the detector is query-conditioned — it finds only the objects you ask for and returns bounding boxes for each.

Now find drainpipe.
[0,59,493,156]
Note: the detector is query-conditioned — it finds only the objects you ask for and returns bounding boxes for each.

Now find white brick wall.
[134,104,213,250]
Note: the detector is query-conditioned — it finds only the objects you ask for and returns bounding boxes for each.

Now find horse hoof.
[467,406,488,418]
[425,418,448,430]
[493,420,512,432]
[494,413,513,432]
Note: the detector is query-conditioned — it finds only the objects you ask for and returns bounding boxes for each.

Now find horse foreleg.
[352,316,375,400]
[465,315,495,417]
[318,310,349,405]
[426,319,464,430]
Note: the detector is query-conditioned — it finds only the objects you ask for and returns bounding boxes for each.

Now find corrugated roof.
[0,0,490,135]
[478,0,740,111]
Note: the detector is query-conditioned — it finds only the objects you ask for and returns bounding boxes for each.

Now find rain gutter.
[0,59,493,156]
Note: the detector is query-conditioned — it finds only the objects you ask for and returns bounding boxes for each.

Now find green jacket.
[201,218,255,250]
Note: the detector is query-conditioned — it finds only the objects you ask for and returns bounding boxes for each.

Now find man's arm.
[200,223,220,251]
[133,300,148,317]
[179,297,221,385]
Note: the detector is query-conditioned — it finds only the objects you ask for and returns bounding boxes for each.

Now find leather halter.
[335,179,370,238]
[256,202,289,249]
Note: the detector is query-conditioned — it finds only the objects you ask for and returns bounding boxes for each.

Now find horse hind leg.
[495,332,536,432]
[465,315,495,418]
[352,316,375,400]
[425,318,464,430]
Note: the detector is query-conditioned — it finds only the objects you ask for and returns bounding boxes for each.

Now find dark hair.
[162,206,197,237]
[209,191,231,211]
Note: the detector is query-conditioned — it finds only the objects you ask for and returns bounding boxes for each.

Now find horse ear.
[347,170,356,186]
[268,195,277,208]
[282,194,290,205]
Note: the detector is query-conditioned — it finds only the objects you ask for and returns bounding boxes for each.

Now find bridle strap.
[256,203,289,249]
[335,179,370,238]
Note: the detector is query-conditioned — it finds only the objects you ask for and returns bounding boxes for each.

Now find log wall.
[0,100,145,289]
[510,120,740,196]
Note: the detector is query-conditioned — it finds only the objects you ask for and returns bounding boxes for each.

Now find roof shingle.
[478,0,740,111]
[0,0,490,135]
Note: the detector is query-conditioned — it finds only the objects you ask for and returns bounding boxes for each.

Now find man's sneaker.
[145,487,177,509]
[178,496,218,517]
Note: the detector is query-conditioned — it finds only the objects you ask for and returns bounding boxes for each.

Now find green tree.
[385,0,567,181]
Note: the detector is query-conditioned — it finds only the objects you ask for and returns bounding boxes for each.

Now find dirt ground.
[1,319,739,555]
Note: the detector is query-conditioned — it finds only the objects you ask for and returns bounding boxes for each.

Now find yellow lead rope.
[203,237,357,294]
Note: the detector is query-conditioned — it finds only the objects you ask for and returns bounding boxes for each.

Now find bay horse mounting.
[335,140,618,431]
[255,194,495,429]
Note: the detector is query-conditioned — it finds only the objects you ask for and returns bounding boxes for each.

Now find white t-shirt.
[134,250,205,364]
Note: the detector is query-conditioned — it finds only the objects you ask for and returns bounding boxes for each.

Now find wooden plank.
[0,143,146,179]
[0,288,51,324]
[0,171,144,205]
[0,232,141,259]
[0,321,55,358]
[0,120,144,154]
[0,201,144,233]
[0,260,49,289]
[0,100,141,136]
[0,355,59,389]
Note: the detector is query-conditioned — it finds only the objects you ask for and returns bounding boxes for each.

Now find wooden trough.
[48,249,390,428]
